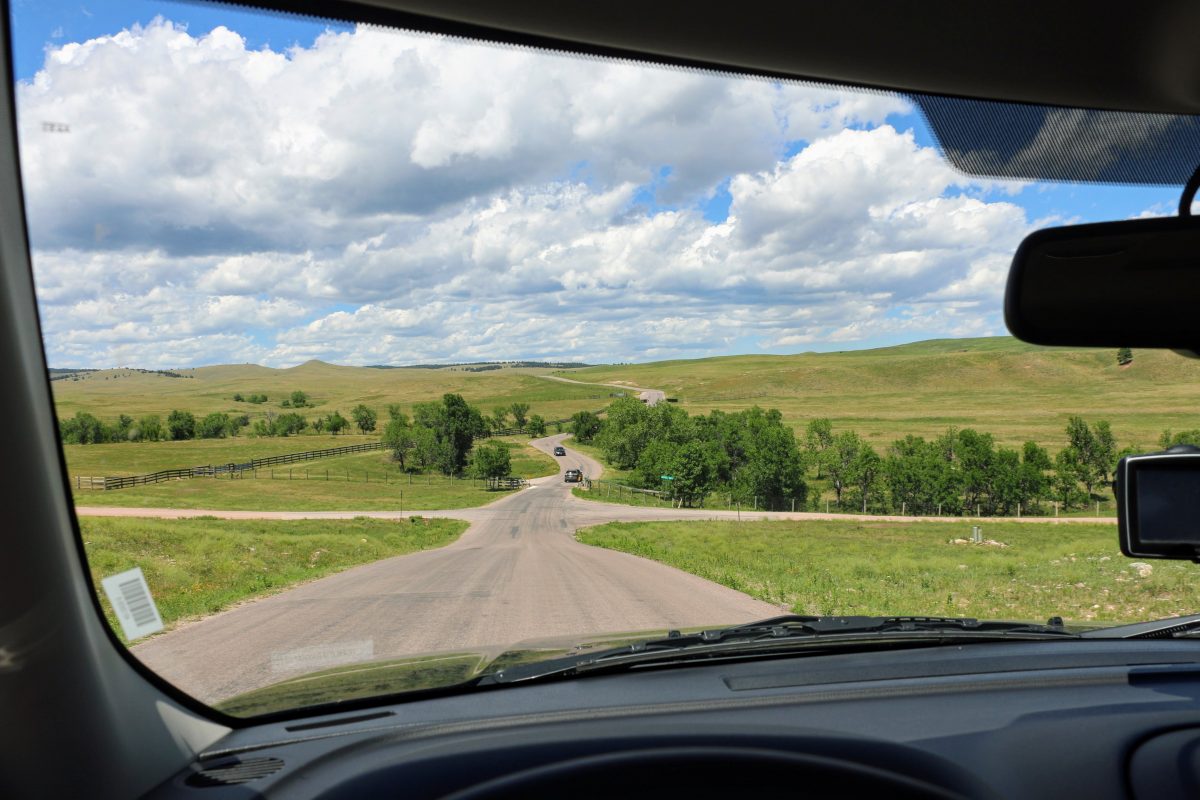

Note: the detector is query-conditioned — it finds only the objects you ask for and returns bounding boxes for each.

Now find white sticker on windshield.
[101,567,164,641]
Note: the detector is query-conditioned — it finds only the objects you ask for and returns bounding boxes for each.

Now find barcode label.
[100,567,163,641]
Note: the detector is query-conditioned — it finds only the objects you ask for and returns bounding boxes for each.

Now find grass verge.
[575,519,1195,624]
[81,516,468,638]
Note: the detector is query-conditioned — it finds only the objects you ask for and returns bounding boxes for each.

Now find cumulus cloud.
[16,17,1031,367]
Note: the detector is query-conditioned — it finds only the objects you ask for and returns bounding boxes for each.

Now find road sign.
[660,475,674,480]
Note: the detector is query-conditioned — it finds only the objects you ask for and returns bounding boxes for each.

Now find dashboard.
[145,640,1200,798]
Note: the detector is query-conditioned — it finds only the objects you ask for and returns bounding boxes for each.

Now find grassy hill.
[50,361,604,424]
[52,338,1200,454]
[560,337,1200,450]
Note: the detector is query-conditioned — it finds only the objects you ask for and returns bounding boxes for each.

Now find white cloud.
[17,18,1031,368]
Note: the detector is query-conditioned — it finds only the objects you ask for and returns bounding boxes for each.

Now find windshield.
[13,0,1200,719]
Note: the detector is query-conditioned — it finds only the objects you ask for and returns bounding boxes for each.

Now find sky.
[9,1,1184,368]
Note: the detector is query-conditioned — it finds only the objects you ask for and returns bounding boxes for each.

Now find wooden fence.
[80,441,387,491]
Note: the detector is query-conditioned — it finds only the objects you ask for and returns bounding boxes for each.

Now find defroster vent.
[185,756,284,788]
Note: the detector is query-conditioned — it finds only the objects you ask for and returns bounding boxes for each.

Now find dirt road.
[542,374,666,405]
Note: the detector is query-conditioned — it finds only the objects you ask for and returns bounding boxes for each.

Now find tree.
[351,404,377,434]
[1054,449,1088,509]
[1017,441,1052,513]
[725,408,805,510]
[1061,416,1113,496]
[491,406,509,431]
[848,444,882,513]
[60,411,106,444]
[1117,347,1133,366]
[232,392,244,402]
[509,402,530,429]
[313,416,326,433]
[198,412,233,439]
[527,414,547,437]
[166,409,195,441]
[595,396,656,469]
[326,410,349,435]
[290,390,309,407]
[571,410,602,443]
[1092,420,1116,482]
[273,412,308,437]
[955,429,997,513]
[1160,428,1200,449]
[412,394,487,474]
[884,435,963,516]
[383,413,417,470]
[805,418,834,477]
[669,440,721,508]
[137,414,163,442]
[472,439,512,480]
[387,403,405,421]
[115,414,134,441]
[824,430,862,506]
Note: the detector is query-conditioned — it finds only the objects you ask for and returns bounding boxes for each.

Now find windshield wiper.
[1080,612,1200,639]
[483,614,1078,685]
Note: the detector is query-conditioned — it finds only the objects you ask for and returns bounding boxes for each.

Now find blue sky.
[9,1,1186,368]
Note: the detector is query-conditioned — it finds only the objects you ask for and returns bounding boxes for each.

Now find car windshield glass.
[11,0,1200,719]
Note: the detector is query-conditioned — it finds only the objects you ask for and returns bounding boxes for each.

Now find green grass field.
[576,519,1194,624]
[562,337,1200,451]
[82,516,468,638]
[51,361,605,425]
[70,436,557,510]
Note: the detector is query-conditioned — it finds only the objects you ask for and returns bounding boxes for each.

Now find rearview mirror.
[1005,216,1200,349]
[1116,446,1200,561]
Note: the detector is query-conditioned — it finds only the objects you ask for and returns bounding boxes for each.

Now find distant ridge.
[366,360,594,371]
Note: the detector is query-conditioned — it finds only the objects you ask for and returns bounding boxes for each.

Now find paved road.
[127,434,780,703]
[88,434,1114,703]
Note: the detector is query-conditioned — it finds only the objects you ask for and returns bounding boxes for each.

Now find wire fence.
[77,440,388,490]
[580,479,1117,517]
[77,408,605,492]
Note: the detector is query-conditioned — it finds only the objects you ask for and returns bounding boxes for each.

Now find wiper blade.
[709,614,1073,638]
[1080,612,1200,639]
[483,614,1078,685]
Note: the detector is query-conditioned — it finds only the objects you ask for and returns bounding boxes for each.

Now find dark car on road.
[553,446,566,456]
[563,469,582,483]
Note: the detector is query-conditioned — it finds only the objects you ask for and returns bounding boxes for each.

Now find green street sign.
[660,475,674,480]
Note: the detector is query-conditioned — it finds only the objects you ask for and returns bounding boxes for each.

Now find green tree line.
[581,397,1132,515]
